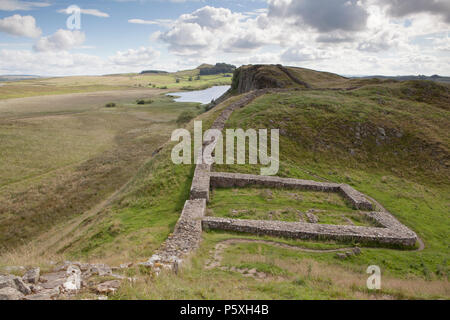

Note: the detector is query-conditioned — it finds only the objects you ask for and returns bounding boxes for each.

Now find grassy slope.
[0,92,205,250]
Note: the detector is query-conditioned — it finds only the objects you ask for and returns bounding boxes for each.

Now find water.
[167,85,230,104]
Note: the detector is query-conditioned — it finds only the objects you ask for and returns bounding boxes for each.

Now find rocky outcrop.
[232,64,311,94]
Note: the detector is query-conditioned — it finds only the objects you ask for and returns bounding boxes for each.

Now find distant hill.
[0,75,41,82]
[199,63,236,75]
[351,74,450,83]
[140,70,169,74]
[197,64,215,69]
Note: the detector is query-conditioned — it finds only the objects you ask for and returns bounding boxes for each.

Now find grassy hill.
[0,64,448,300]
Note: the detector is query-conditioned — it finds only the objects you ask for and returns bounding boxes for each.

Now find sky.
[0,0,449,76]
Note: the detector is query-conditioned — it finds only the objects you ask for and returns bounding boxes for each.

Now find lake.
[167,85,230,104]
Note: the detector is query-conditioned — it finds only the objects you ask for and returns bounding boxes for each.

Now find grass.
[208,187,376,226]
[109,231,449,300]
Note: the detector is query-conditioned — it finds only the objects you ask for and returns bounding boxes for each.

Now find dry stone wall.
[202,215,416,247]
[141,199,206,271]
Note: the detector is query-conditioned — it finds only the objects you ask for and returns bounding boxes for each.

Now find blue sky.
[0,0,449,76]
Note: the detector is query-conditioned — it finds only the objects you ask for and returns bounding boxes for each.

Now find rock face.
[232,65,287,93]
[232,65,310,94]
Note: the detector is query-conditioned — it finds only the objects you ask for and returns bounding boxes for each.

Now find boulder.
[94,280,121,295]
[345,251,354,257]
[0,287,24,300]
[63,266,81,292]
[305,211,319,223]
[39,271,67,289]
[90,264,112,276]
[0,275,31,295]
[352,247,362,255]
[23,267,40,284]
[336,253,347,260]
[119,263,133,269]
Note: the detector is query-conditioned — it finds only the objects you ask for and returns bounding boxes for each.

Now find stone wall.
[339,184,374,210]
[142,199,206,271]
[206,171,417,247]
[202,216,417,247]
[210,172,373,210]
[210,172,341,192]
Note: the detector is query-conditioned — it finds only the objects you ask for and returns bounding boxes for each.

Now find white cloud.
[157,6,277,56]
[0,0,50,11]
[0,45,165,76]
[0,14,41,38]
[34,29,86,52]
[128,18,173,27]
[0,49,105,76]
[129,19,158,25]
[281,46,331,62]
[109,46,160,66]
[58,7,110,18]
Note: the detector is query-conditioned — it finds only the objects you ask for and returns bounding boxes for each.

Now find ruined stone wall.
[202,216,417,247]
[210,172,374,210]
[142,199,206,270]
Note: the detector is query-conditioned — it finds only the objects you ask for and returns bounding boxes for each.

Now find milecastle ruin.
[142,83,418,272]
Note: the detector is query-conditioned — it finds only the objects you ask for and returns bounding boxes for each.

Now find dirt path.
[206,238,355,268]
[206,235,425,275]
